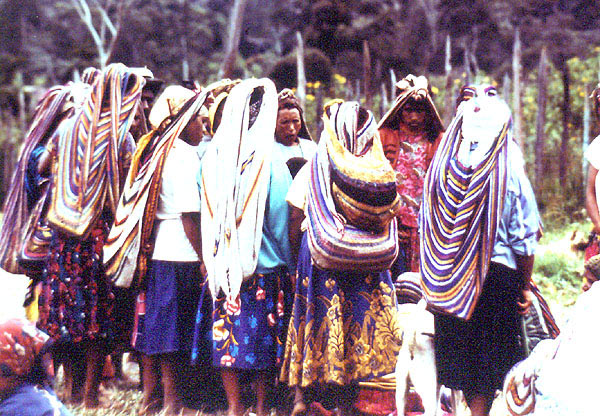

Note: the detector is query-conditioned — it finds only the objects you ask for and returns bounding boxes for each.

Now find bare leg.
[255,370,267,416]
[161,354,181,414]
[221,368,243,416]
[83,346,105,407]
[466,392,493,416]
[141,354,161,412]
[291,386,307,416]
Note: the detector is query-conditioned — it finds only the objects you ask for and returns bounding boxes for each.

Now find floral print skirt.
[281,234,401,388]
[211,266,292,370]
[37,216,115,345]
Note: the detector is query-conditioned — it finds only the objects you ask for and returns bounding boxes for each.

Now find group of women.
[0,63,545,416]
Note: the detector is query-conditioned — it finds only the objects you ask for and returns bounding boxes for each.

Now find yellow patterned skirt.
[281,235,401,387]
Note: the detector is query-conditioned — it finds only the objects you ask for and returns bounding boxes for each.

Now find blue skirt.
[135,260,202,356]
[210,267,292,370]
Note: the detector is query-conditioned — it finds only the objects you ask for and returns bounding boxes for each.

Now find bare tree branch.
[91,0,117,36]
[71,0,106,66]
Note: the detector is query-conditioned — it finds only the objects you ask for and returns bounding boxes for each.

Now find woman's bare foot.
[291,400,307,416]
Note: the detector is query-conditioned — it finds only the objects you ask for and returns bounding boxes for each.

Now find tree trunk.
[502,72,510,103]
[363,40,372,109]
[535,46,548,193]
[444,34,453,124]
[390,68,397,98]
[559,62,571,186]
[512,27,523,148]
[296,31,306,109]
[315,86,323,141]
[380,82,388,119]
[181,0,190,81]
[583,83,591,190]
[463,39,471,85]
[219,0,248,79]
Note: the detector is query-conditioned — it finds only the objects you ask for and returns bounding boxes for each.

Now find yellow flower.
[334,73,347,85]
[431,86,439,94]
[306,94,315,101]
[314,81,322,89]
[307,82,314,88]
[454,78,462,85]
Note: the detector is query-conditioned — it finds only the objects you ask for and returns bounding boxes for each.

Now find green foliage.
[532,221,586,308]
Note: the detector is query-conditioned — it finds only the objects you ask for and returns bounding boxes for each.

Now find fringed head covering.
[419,84,510,320]
[201,78,278,300]
[277,88,313,142]
[0,85,74,274]
[148,85,197,130]
[47,63,146,237]
[206,79,240,136]
[81,67,101,85]
[379,74,443,142]
[104,84,209,288]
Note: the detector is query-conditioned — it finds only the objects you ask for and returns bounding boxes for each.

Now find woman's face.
[400,104,427,132]
[182,112,205,146]
[275,108,302,146]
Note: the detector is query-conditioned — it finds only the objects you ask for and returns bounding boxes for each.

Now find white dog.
[394,273,468,416]
[395,298,439,416]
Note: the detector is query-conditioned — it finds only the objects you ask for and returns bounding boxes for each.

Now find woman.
[378,75,444,277]
[281,100,401,416]
[274,88,316,163]
[0,84,78,301]
[37,63,145,408]
[200,78,294,416]
[131,85,205,415]
[420,85,539,416]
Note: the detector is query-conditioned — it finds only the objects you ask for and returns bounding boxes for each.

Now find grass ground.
[9,221,588,416]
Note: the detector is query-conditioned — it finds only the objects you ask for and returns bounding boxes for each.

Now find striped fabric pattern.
[103,88,210,288]
[306,101,399,271]
[530,281,560,339]
[419,105,509,320]
[201,78,278,300]
[0,85,71,274]
[47,63,145,237]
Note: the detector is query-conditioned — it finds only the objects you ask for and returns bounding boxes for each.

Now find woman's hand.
[517,289,535,315]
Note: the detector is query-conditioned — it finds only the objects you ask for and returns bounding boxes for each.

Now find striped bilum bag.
[0,86,71,274]
[46,63,145,238]
[103,85,212,288]
[419,90,509,320]
[306,100,400,272]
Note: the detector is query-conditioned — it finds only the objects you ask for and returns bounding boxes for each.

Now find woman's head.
[276,89,312,145]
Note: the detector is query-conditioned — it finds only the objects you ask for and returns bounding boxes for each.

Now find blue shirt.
[0,384,74,416]
[491,143,541,270]
[255,156,293,274]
